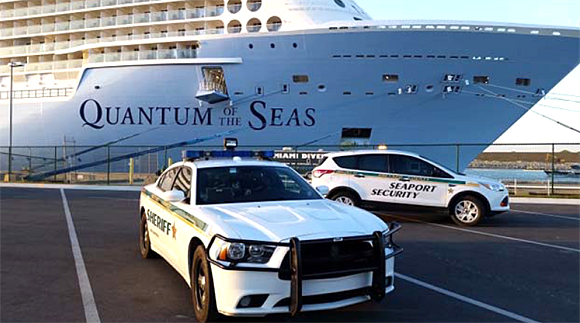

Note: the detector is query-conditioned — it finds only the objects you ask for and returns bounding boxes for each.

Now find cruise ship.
[1,0,579,176]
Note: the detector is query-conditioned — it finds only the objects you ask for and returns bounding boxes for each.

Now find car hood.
[455,173,502,186]
[201,199,388,242]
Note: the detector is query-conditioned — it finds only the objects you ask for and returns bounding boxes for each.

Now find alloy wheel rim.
[455,200,479,223]
[335,196,354,206]
[195,260,206,310]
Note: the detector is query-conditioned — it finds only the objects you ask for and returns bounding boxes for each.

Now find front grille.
[279,239,376,280]
[274,287,370,307]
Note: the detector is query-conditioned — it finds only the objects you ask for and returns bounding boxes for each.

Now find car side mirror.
[161,190,185,202]
[316,185,329,196]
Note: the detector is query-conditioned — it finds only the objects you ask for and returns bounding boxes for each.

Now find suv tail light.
[313,169,334,178]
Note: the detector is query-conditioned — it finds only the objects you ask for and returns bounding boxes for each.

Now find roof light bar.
[182,150,275,161]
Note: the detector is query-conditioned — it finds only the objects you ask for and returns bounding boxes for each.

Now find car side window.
[390,155,439,177]
[333,156,358,169]
[357,154,388,173]
[158,168,179,192]
[173,166,192,200]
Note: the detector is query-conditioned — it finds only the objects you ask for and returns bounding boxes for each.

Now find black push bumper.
[207,222,403,316]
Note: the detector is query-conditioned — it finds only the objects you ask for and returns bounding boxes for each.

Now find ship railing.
[0,87,74,100]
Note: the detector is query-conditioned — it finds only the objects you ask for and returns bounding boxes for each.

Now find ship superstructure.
[1,0,579,171]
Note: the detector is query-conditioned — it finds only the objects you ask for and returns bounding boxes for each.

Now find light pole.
[7,61,25,181]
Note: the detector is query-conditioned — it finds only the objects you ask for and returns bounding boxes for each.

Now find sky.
[356,0,580,149]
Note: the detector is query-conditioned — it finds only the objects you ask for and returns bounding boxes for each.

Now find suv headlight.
[480,182,505,192]
[215,240,276,264]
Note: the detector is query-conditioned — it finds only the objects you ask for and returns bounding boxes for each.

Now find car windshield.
[196,166,322,205]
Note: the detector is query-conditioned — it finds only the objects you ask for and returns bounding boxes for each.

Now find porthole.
[227,20,242,34]
[270,43,275,49]
[267,16,282,32]
[292,43,298,48]
[317,84,327,92]
[227,0,242,14]
[247,0,262,12]
[247,18,262,33]
[426,85,434,92]
[248,43,254,49]
[334,0,345,8]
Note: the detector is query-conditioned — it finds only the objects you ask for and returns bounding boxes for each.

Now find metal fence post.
[455,144,460,173]
[107,146,111,185]
[551,144,555,196]
[164,147,168,169]
[53,146,57,182]
[129,158,134,185]
[28,148,32,177]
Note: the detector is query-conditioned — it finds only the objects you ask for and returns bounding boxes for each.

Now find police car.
[138,142,403,322]
[311,150,509,226]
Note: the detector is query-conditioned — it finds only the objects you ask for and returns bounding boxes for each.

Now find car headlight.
[480,182,505,191]
[215,240,276,264]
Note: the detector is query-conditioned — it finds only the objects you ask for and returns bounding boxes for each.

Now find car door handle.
[354,174,365,178]
[399,177,410,182]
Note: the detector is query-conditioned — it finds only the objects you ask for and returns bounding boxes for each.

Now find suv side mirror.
[316,185,330,196]
[161,190,185,202]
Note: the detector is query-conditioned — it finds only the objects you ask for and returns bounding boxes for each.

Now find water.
[465,168,580,184]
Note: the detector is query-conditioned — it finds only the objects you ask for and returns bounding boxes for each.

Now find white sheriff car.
[311,150,509,226]
[139,149,402,322]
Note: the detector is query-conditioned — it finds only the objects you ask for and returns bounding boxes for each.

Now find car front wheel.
[139,213,157,259]
[191,245,219,323]
[450,196,485,226]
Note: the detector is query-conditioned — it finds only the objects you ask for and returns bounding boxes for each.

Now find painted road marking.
[512,209,580,221]
[60,189,101,323]
[396,273,539,323]
[379,212,580,253]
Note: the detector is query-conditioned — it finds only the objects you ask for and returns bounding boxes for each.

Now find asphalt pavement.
[1,187,578,323]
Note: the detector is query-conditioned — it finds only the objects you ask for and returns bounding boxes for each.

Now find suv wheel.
[450,196,485,226]
[331,191,360,207]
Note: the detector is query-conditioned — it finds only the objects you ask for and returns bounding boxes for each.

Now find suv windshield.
[196,166,322,205]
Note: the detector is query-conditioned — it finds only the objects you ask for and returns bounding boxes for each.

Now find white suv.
[312,150,509,226]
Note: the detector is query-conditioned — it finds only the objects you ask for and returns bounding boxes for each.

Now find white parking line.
[60,189,101,323]
[396,273,539,323]
[379,212,580,253]
[512,209,580,221]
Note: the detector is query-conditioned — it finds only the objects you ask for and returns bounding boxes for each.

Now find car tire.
[450,196,486,226]
[331,190,361,207]
[191,245,219,323]
[139,213,157,259]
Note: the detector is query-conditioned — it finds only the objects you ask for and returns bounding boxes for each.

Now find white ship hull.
[1,23,579,171]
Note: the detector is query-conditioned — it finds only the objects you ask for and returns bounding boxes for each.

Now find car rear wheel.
[331,191,360,207]
[450,196,485,226]
[191,245,219,323]
[139,213,157,259]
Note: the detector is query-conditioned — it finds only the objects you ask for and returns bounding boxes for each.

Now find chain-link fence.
[1,143,578,197]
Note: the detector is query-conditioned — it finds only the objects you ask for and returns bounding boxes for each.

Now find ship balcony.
[87,48,196,63]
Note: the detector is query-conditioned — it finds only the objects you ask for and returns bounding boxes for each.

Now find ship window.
[473,76,490,84]
[282,84,289,93]
[247,18,262,33]
[383,74,399,82]
[267,16,282,32]
[270,43,275,49]
[354,17,363,21]
[516,78,531,86]
[227,0,242,14]
[293,75,309,83]
[202,67,228,95]
[228,20,242,34]
[256,86,263,95]
[334,0,346,8]
[247,0,261,12]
